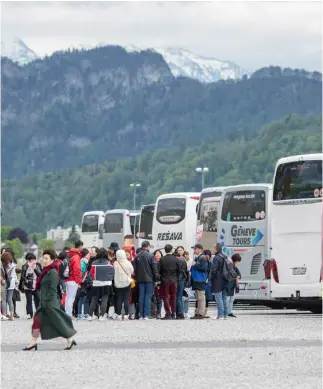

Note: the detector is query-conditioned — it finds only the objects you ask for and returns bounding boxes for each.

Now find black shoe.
[228,313,237,318]
[176,314,185,320]
[64,340,77,350]
[23,344,38,351]
[161,315,172,320]
[14,313,20,319]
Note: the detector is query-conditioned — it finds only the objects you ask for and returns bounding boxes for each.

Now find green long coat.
[37,268,76,340]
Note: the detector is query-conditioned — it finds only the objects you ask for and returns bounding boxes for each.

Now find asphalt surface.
[1,303,322,389]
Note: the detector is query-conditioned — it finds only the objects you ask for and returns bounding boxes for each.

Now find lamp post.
[129,183,141,210]
[195,167,209,190]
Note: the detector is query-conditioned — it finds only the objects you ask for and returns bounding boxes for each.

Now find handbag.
[13,289,21,301]
[117,261,134,287]
[6,268,12,290]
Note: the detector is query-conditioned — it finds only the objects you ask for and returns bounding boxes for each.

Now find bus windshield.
[200,200,219,232]
[130,215,140,236]
[156,198,186,225]
[221,190,266,222]
[140,205,155,240]
[197,190,222,220]
[273,160,322,201]
[104,213,123,233]
[82,215,99,233]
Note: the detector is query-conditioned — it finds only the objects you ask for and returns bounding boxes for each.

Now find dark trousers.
[25,289,40,318]
[115,286,131,315]
[89,294,109,317]
[162,280,177,316]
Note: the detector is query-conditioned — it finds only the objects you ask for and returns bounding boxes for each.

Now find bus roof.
[276,153,323,165]
[201,186,227,194]
[141,204,155,209]
[157,192,200,199]
[104,209,129,214]
[83,210,104,216]
[223,183,272,192]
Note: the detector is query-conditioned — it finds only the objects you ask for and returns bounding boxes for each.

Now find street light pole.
[195,167,209,190]
[129,183,141,210]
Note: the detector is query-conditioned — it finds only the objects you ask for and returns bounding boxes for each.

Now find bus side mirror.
[99,225,103,239]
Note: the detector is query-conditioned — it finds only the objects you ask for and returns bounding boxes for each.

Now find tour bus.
[219,184,272,303]
[196,186,226,249]
[152,193,200,257]
[80,211,105,249]
[269,153,322,313]
[103,209,140,250]
[138,204,155,249]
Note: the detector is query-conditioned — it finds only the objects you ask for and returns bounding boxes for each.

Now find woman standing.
[23,249,77,351]
[0,257,8,320]
[2,251,18,321]
[152,250,163,319]
[19,253,42,319]
[114,250,134,320]
[175,246,188,320]
[88,248,115,321]
[5,248,21,318]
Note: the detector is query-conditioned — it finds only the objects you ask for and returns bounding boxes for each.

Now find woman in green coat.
[23,249,77,351]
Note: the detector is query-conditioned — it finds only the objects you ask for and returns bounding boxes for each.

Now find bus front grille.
[250,253,262,275]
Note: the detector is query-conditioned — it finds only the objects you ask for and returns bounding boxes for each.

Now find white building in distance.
[46,225,80,242]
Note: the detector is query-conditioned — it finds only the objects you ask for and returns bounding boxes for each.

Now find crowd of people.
[0,240,242,324]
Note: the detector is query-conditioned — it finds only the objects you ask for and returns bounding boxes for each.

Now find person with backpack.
[190,244,208,320]
[65,241,83,317]
[19,253,42,319]
[227,253,241,318]
[211,243,237,320]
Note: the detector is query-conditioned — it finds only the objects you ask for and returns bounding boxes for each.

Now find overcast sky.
[1,1,322,71]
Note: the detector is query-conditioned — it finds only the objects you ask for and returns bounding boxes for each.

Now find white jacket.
[114,250,134,288]
[6,263,18,290]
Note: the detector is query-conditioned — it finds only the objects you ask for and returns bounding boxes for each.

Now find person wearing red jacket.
[65,240,83,317]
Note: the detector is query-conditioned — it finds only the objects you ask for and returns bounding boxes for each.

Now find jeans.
[25,289,40,318]
[162,280,177,316]
[227,295,235,315]
[1,286,7,316]
[6,289,14,313]
[215,289,228,318]
[65,281,79,316]
[139,282,154,318]
[176,280,185,314]
[115,286,131,315]
[78,295,89,317]
[183,296,189,314]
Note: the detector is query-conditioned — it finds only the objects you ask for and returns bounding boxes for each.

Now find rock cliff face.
[1,44,322,178]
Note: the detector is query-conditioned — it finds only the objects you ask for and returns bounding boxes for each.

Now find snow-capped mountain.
[1,37,247,82]
[1,37,39,65]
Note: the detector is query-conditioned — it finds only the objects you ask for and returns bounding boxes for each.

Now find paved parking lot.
[1,305,321,389]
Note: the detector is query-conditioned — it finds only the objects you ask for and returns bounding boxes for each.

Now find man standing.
[158,244,181,320]
[133,241,158,320]
[211,243,236,320]
[190,244,208,320]
[65,240,83,317]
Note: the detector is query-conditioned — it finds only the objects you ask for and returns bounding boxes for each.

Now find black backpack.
[58,251,70,280]
[219,253,237,281]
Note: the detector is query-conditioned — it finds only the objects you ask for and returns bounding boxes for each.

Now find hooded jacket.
[66,248,82,285]
[114,250,134,288]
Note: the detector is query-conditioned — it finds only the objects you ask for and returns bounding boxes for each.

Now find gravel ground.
[1,304,321,389]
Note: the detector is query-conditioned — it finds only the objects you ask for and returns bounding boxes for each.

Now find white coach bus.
[196,186,226,250]
[80,211,105,249]
[103,209,140,249]
[269,153,322,313]
[152,193,200,256]
[219,184,273,303]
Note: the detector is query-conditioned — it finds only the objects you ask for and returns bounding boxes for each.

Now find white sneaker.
[1,315,9,321]
[26,314,32,320]
[99,316,105,321]
[123,315,129,320]
[143,317,149,320]
[139,317,144,320]
[87,316,93,321]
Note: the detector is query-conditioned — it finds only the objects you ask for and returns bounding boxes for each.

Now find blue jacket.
[191,254,208,291]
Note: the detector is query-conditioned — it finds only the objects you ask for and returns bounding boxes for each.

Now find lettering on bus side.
[231,225,256,246]
[157,232,183,241]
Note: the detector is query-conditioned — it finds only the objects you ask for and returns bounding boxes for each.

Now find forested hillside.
[2,114,321,233]
[1,44,322,177]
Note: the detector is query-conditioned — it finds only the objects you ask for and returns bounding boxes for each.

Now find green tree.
[65,225,80,246]
[39,239,55,250]
[1,226,11,242]
[4,238,24,259]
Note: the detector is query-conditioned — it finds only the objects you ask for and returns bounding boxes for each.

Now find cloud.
[1,1,322,71]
